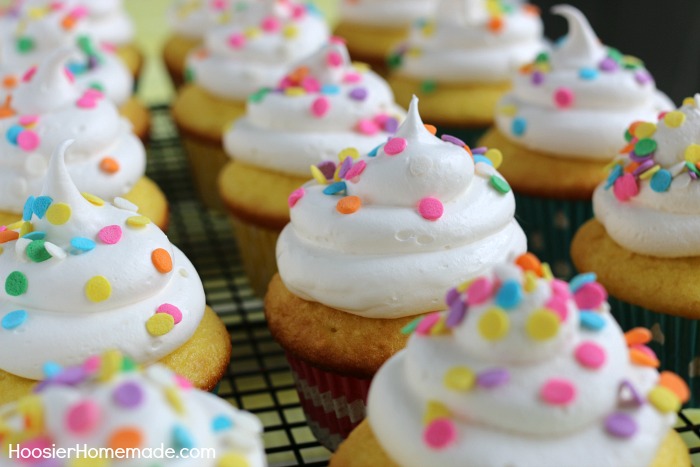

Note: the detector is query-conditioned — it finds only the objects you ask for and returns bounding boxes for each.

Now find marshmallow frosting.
[0,49,144,214]
[339,0,438,28]
[390,0,543,83]
[276,97,526,318]
[167,0,240,40]
[186,0,330,101]
[224,41,406,177]
[368,257,687,466]
[0,140,205,380]
[495,5,673,159]
[594,96,700,257]
[0,353,265,467]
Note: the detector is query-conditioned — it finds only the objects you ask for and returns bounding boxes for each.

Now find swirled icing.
[0,352,265,467]
[368,257,687,466]
[0,140,204,380]
[167,0,241,39]
[494,5,673,159]
[223,41,405,176]
[594,96,700,257]
[186,0,330,101]
[276,96,526,318]
[339,0,438,28]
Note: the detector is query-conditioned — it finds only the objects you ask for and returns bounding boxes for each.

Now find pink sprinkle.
[157,303,183,324]
[374,114,389,126]
[288,187,305,207]
[98,225,122,245]
[551,279,571,300]
[22,67,37,82]
[574,282,607,310]
[20,436,52,458]
[545,296,568,322]
[466,277,493,306]
[327,51,343,67]
[82,355,101,374]
[278,76,293,89]
[658,111,668,121]
[343,72,361,83]
[384,137,408,156]
[613,173,638,202]
[66,400,100,433]
[345,160,366,180]
[418,197,444,221]
[228,33,246,49]
[357,119,379,135]
[540,379,576,405]
[17,130,40,151]
[76,96,97,109]
[575,341,606,369]
[64,68,75,83]
[631,344,657,360]
[83,89,103,100]
[329,35,345,45]
[101,42,116,53]
[423,418,457,450]
[174,374,193,390]
[291,4,306,19]
[0,226,6,232]
[18,115,38,126]
[311,96,330,117]
[554,87,575,109]
[261,16,280,32]
[301,76,321,93]
[211,0,227,10]
[69,6,88,19]
[415,312,441,335]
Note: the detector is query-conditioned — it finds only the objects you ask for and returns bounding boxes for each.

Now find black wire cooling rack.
[146,105,700,467]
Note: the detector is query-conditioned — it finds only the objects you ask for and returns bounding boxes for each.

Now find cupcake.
[572,95,700,406]
[0,1,150,140]
[387,0,543,144]
[332,256,691,466]
[478,5,673,278]
[0,140,231,405]
[265,96,526,449]
[172,0,330,209]
[0,49,167,230]
[334,0,438,76]
[0,351,265,467]
[218,40,405,297]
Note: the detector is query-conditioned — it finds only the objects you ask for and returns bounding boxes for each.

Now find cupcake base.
[162,34,201,89]
[229,217,280,298]
[334,22,407,78]
[119,96,151,142]
[181,134,230,210]
[116,43,144,89]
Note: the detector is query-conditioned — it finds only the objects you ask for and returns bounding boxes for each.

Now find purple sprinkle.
[618,380,645,407]
[316,161,336,180]
[628,150,653,163]
[599,57,618,72]
[338,156,353,179]
[441,134,465,147]
[604,412,638,438]
[87,55,99,70]
[384,117,399,134]
[477,368,510,388]
[53,366,88,385]
[632,159,655,176]
[690,170,698,180]
[634,70,653,85]
[33,380,52,393]
[113,381,144,409]
[471,146,487,155]
[445,287,460,306]
[349,87,368,101]
[445,300,467,328]
[531,71,545,86]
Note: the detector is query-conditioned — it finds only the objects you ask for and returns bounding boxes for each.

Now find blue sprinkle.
[33,196,53,218]
[605,164,623,190]
[2,310,27,330]
[580,311,606,331]
[172,425,194,450]
[67,62,87,76]
[212,415,234,432]
[368,144,382,157]
[321,84,340,95]
[579,67,599,80]
[305,3,321,16]
[43,361,62,378]
[23,231,45,240]
[569,272,597,293]
[650,169,672,192]
[70,237,96,253]
[512,117,527,137]
[495,280,523,310]
[323,181,347,196]
[473,155,493,166]
[22,196,35,221]
[6,125,23,145]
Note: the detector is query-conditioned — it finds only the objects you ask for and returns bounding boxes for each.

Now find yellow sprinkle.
[485,148,503,169]
[126,216,151,228]
[338,147,361,162]
[526,309,560,341]
[218,11,232,24]
[499,104,518,117]
[6,220,23,230]
[27,7,47,19]
[0,247,4,255]
[423,400,450,425]
[82,192,105,206]
[523,271,538,292]
[407,47,422,58]
[541,263,553,280]
[283,24,298,38]
[683,97,696,107]
[684,144,700,163]
[284,86,306,97]
[534,62,551,73]
[98,350,122,382]
[603,158,625,172]
[648,386,681,413]
[165,387,185,414]
[352,61,370,73]
[422,21,435,37]
[622,55,643,67]
[17,395,43,433]
[46,202,71,225]
[663,110,686,128]
[310,165,328,185]
[456,280,472,293]
[633,122,657,139]
[244,26,260,38]
[19,221,33,237]
[68,457,109,467]
[478,307,510,341]
[146,313,175,337]
[333,165,342,182]
[85,276,111,302]
[639,165,661,180]
[443,366,475,392]
[217,453,250,467]
[429,316,449,336]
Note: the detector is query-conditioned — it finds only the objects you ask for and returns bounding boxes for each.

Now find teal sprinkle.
[248,88,270,103]
[323,181,347,196]
[605,164,623,189]
[569,272,597,293]
[401,316,423,335]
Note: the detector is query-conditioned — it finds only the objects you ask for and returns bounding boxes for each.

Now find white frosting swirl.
[72,0,134,46]
[224,42,406,177]
[369,263,679,466]
[495,5,673,159]
[0,49,144,213]
[186,0,330,101]
[391,0,543,83]
[277,97,526,318]
[167,0,242,39]
[594,96,700,257]
[0,141,204,380]
[339,0,438,28]
[0,355,265,467]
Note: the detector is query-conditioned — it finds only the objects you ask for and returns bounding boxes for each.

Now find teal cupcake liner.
[439,126,488,149]
[513,194,593,279]
[607,296,699,407]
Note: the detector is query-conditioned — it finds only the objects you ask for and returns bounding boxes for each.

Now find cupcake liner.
[607,296,700,407]
[514,193,593,280]
[180,135,230,210]
[228,216,281,298]
[286,352,372,451]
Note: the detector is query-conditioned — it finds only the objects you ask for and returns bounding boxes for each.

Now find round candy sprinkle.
[157,303,183,324]
[311,96,329,117]
[540,378,576,405]
[22,196,35,221]
[415,312,441,335]
[1,309,27,330]
[113,382,144,408]
[82,192,105,206]
[554,87,574,108]
[228,32,245,48]
[336,196,361,214]
[634,138,657,156]
[569,272,596,292]
[109,427,143,450]
[575,341,606,369]
[288,188,304,208]
[345,161,367,181]
[66,400,100,433]
[43,242,66,260]
[466,277,493,305]
[512,117,527,137]
[327,50,343,67]
[515,252,542,275]
[98,225,122,244]
[337,157,353,179]
[489,175,511,194]
[605,412,637,438]
[45,202,71,225]
[384,137,408,156]
[441,134,465,147]
[476,368,510,388]
[624,327,652,346]
[573,282,607,310]
[99,157,120,174]
[146,313,175,337]
[126,216,151,228]
[27,240,51,262]
[579,311,606,331]
[423,418,457,450]
[212,415,234,432]
[17,129,39,151]
[5,271,28,296]
[634,122,657,139]
[32,196,52,218]
[495,279,522,309]
[599,57,618,72]
[70,237,96,253]
[445,300,467,328]
[85,276,111,302]
[579,67,598,80]
[43,361,62,378]
[664,111,686,128]
[321,84,340,95]
[310,165,327,185]
[484,149,503,169]
[418,197,443,221]
[526,309,560,341]
[648,386,680,413]
[317,161,336,179]
[659,371,690,403]
[349,88,368,101]
[357,119,379,135]
[684,144,700,163]
[218,453,250,467]
[338,147,360,162]
[613,173,638,202]
[443,366,475,392]
[478,307,510,341]
[152,248,173,273]
[6,125,22,144]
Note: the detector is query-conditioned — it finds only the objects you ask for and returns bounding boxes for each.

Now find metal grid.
[145,105,700,466]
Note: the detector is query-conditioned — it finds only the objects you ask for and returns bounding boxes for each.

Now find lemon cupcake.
[219,40,405,297]
[0,140,231,405]
[333,256,690,466]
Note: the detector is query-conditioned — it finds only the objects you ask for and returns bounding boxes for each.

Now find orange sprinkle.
[619,142,636,154]
[2,75,17,89]
[61,15,76,30]
[659,371,690,403]
[488,17,504,33]
[523,4,540,15]
[152,248,173,274]
[0,96,14,119]
[629,348,659,368]
[0,230,19,244]
[628,121,643,136]
[289,66,309,84]
[514,252,542,276]
[424,124,437,135]
[624,162,640,174]
[194,48,209,59]
[518,63,534,74]
[624,327,652,346]
[108,427,142,450]
[336,196,361,215]
[463,145,472,157]
[99,157,120,174]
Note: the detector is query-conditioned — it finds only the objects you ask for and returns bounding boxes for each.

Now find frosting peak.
[549,4,605,68]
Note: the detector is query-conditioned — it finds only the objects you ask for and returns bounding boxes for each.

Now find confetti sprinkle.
[384,137,408,156]
[2,309,27,330]
[605,412,637,438]
[152,248,173,273]
[423,418,456,450]
[113,382,144,409]
[288,188,305,208]
[66,400,100,433]
[575,341,606,369]
[98,225,122,245]
[85,276,111,302]
[146,313,175,337]
[478,307,510,341]
[443,366,475,392]
[418,197,443,221]
[336,196,361,214]
[526,309,560,341]
[46,202,71,225]
[5,271,28,296]
[540,378,576,405]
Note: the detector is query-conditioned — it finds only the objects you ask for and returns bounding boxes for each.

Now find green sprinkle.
[16,37,34,54]
[685,161,700,176]
[184,67,195,83]
[26,240,51,263]
[634,138,657,156]
[420,80,437,94]
[248,87,270,103]
[607,47,623,62]
[5,271,28,296]
[401,316,423,335]
[88,82,105,92]
[535,52,549,63]
[121,356,138,372]
[386,53,403,70]
[624,129,633,142]
[490,175,511,194]
[77,35,96,55]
